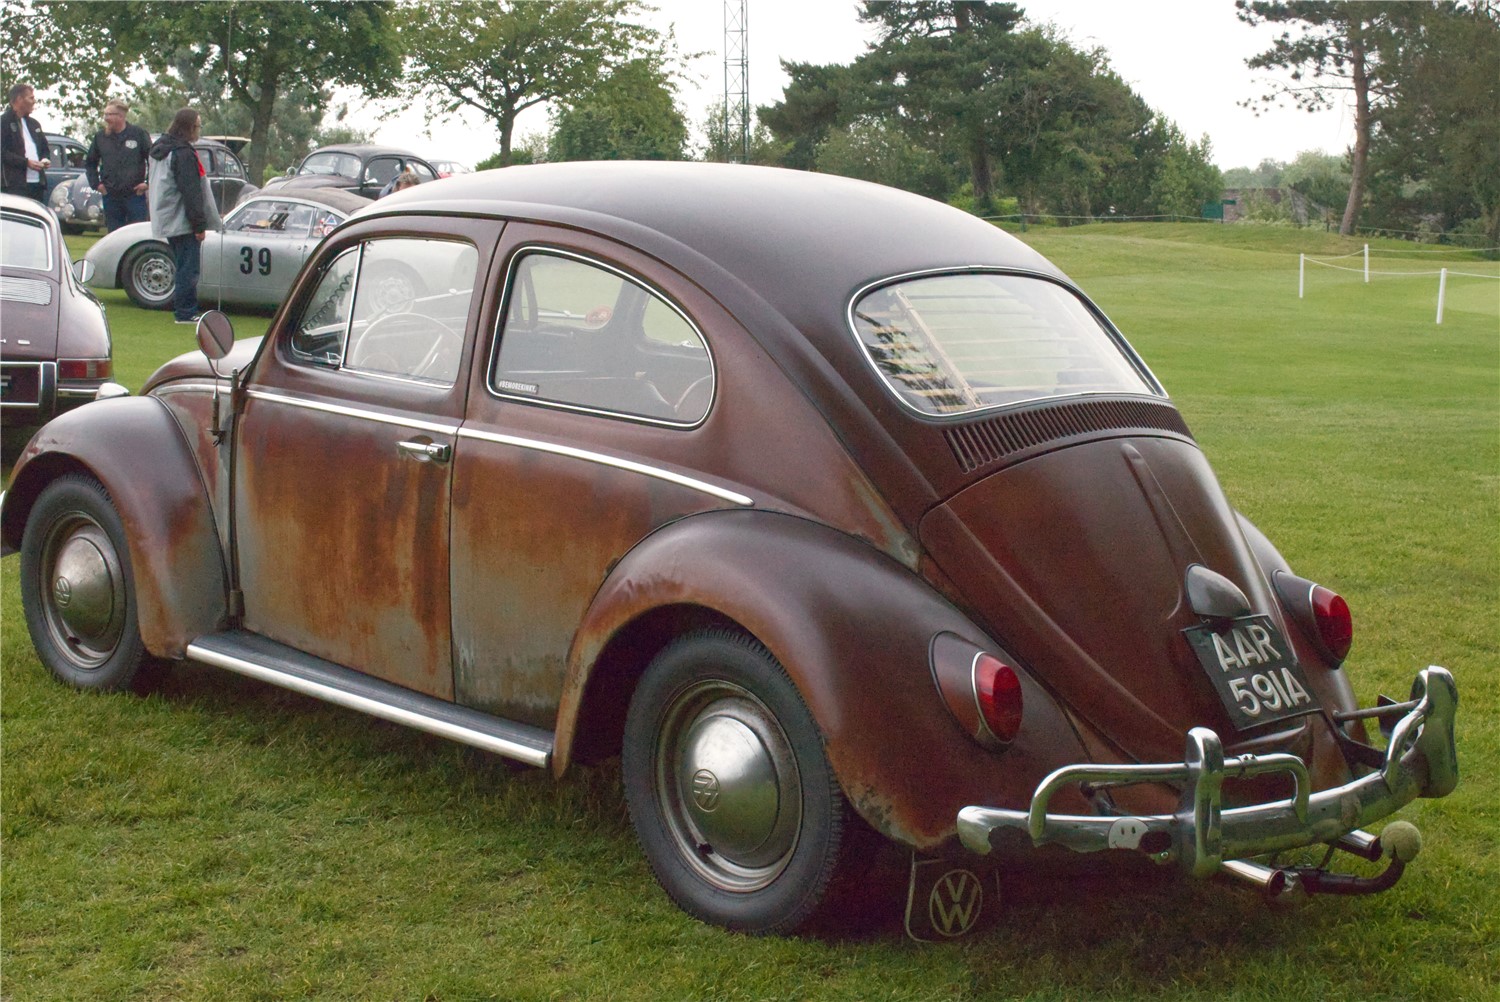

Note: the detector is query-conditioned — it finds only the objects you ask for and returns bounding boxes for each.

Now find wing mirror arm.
[196,310,239,442]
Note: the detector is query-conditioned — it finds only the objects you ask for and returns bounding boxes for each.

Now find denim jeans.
[168,233,201,321]
[103,192,148,231]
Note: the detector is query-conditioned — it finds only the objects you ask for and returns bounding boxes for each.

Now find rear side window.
[491,251,713,425]
[0,212,52,271]
[851,272,1156,416]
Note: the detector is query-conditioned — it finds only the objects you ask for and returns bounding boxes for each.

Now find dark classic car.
[40,133,88,205]
[0,192,120,446]
[84,187,369,310]
[0,164,1459,940]
[263,143,438,201]
[49,137,256,233]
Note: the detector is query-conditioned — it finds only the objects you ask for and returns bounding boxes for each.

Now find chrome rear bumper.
[957,667,1458,877]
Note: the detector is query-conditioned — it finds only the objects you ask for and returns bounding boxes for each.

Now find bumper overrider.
[957,667,1458,888]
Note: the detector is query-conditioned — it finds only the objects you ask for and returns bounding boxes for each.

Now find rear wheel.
[622,630,866,934]
[121,243,175,310]
[20,474,147,691]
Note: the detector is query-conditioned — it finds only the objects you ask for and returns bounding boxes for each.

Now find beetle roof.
[370,163,1065,312]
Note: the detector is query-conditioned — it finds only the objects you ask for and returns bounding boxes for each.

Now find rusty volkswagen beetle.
[1,163,1458,939]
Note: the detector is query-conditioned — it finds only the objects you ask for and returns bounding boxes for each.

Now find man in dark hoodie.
[86,98,151,230]
[149,107,221,324]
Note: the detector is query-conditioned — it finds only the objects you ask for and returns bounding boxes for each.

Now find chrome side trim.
[149,379,223,398]
[186,641,552,768]
[957,666,1459,875]
[457,426,753,506]
[245,388,459,436]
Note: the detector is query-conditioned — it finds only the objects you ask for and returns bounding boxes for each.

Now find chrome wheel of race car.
[121,243,175,310]
[623,630,863,934]
[20,474,147,691]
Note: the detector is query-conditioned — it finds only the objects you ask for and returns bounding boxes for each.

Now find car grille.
[944,397,1194,474]
[1,276,52,305]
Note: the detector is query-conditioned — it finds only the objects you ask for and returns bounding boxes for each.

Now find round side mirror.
[71,258,95,285]
[196,309,236,362]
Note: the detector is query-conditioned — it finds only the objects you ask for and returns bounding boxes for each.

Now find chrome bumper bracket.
[957,666,1458,879]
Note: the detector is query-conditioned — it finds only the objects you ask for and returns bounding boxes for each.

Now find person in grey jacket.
[149,108,221,323]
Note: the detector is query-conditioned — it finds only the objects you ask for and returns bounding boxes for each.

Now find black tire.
[20,474,148,691]
[121,243,175,310]
[622,629,865,934]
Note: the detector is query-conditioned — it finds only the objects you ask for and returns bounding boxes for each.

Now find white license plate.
[1184,615,1319,729]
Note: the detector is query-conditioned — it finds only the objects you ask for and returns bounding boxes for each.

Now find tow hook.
[1220,821,1423,905]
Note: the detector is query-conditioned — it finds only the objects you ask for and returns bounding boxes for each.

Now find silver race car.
[84,187,368,310]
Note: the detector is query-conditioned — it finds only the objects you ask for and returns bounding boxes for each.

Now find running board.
[186,630,553,769]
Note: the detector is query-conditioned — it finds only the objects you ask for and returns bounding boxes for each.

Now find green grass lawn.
[3,225,1496,1000]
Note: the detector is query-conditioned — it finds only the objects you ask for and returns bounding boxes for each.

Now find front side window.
[287,238,478,386]
[492,251,713,425]
[850,272,1156,417]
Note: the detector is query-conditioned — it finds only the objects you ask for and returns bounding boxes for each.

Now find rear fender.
[2,396,228,658]
[557,508,1089,850]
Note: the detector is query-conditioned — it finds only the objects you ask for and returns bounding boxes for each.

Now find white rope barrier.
[1299,248,1498,324]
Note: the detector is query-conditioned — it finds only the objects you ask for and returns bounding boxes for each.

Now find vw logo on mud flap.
[928,869,983,938]
[691,769,721,811]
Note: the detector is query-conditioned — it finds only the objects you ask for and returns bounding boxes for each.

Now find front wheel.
[121,243,175,310]
[622,630,866,934]
[20,474,148,691]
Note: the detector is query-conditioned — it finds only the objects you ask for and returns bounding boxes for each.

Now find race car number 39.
[1183,615,1319,729]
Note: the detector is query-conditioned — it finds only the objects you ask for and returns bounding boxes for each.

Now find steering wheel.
[346,312,464,381]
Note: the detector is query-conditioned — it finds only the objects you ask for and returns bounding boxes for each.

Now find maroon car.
[0,192,121,448]
[0,164,1459,940]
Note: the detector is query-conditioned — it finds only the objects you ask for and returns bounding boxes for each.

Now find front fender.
[3,396,228,658]
[557,508,1089,850]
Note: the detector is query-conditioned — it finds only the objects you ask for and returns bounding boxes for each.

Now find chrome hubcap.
[134,254,174,298]
[657,680,801,892]
[40,515,126,669]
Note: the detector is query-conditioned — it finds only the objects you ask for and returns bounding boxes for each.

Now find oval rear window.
[851,273,1156,416]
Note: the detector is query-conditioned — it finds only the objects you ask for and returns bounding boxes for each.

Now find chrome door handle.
[397,438,451,464]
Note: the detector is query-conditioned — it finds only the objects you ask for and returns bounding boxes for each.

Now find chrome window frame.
[845,266,1167,422]
[487,245,716,430]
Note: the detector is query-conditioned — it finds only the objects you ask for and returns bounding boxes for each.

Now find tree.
[856,1,1024,209]
[756,61,862,170]
[549,57,687,162]
[1149,125,1222,218]
[3,1,403,184]
[1369,2,1500,246]
[399,0,663,167]
[1236,1,1401,236]
[812,117,953,199]
[696,102,784,165]
[1281,149,1350,214]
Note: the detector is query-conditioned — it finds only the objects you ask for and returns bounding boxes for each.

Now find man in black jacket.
[86,99,151,230]
[1,83,50,202]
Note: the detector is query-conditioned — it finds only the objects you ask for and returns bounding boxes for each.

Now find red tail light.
[974,653,1024,745]
[58,358,112,380]
[1273,570,1353,666]
[1311,585,1353,663]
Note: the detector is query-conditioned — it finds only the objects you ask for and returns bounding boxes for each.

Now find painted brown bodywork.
[4,163,1370,854]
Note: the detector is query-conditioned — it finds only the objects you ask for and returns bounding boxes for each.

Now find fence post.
[1364,244,1370,284]
[1436,268,1448,325]
[1299,254,1305,299]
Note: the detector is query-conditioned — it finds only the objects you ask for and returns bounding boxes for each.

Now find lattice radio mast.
[723,0,749,163]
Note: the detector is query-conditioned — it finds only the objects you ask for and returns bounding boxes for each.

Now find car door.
[448,224,731,727]
[233,215,496,698]
[357,156,403,199]
[216,198,317,307]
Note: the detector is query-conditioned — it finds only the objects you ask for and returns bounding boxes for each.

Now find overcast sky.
[366,0,1353,171]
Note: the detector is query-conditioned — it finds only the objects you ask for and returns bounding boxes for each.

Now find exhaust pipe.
[1220,822,1423,902]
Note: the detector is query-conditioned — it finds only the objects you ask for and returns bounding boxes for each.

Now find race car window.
[227,200,318,238]
[491,250,713,425]
[850,272,1157,416]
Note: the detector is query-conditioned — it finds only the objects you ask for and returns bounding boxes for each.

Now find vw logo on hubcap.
[691,769,721,811]
[53,576,73,608]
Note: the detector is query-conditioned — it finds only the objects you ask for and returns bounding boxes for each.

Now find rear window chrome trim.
[845,266,1166,422]
[457,427,753,507]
